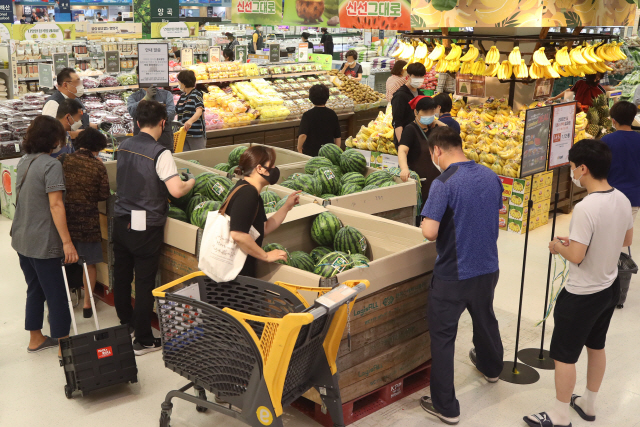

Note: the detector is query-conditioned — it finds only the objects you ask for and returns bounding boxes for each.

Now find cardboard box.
[511,176,531,194]
[1,159,20,220]
[532,171,553,190]
[507,216,527,234]
[173,143,310,176]
[509,191,529,208]
[499,213,508,230]
[531,185,552,203]
[256,203,436,301]
[531,199,551,217]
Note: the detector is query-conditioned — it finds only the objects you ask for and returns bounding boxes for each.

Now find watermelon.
[275,195,299,211]
[310,246,333,264]
[261,190,281,208]
[320,194,336,199]
[290,251,315,272]
[314,167,341,195]
[311,212,343,247]
[191,200,222,229]
[280,180,297,190]
[186,193,209,219]
[187,159,201,165]
[305,156,334,175]
[206,176,234,201]
[168,174,193,208]
[362,184,379,191]
[168,206,188,222]
[365,170,395,187]
[293,174,322,197]
[193,172,216,195]
[318,144,343,166]
[262,243,290,265]
[334,225,367,255]
[265,206,277,214]
[339,149,367,174]
[228,146,247,167]
[341,172,365,188]
[213,162,232,172]
[314,251,353,278]
[288,173,304,180]
[340,183,362,196]
[379,181,396,187]
[350,253,370,268]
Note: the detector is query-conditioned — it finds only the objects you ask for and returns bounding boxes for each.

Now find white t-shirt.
[566,188,633,295]
[42,94,69,118]
[156,150,178,182]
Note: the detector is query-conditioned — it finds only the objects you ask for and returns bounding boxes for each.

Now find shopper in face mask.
[175,70,206,151]
[339,50,363,81]
[43,68,100,139]
[391,62,427,147]
[51,98,84,158]
[397,97,445,209]
[226,146,301,277]
[419,126,504,426]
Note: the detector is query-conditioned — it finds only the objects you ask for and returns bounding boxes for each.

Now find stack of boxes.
[500,171,553,234]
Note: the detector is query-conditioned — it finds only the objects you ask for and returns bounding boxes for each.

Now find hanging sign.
[209,46,220,63]
[548,102,576,170]
[105,51,120,73]
[282,0,339,27]
[339,0,410,30]
[521,105,552,178]
[533,78,555,101]
[150,0,179,22]
[181,48,193,67]
[231,0,283,25]
[12,23,76,41]
[38,63,54,88]
[0,0,14,24]
[269,43,280,62]
[138,42,169,88]
[151,22,199,38]
[53,52,69,75]
[455,74,485,98]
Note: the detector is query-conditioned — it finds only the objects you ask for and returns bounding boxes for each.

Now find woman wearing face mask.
[225,32,239,50]
[339,50,363,81]
[391,62,428,147]
[386,59,408,102]
[398,96,446,208]
[227,146,301,277]
[175,70,206,151]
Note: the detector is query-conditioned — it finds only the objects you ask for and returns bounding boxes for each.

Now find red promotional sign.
[338,0,411,30]
[97,346,113,359]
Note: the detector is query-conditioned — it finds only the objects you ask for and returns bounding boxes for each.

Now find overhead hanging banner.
[542,0,636,27]
[0,0,14,24]
[282,0,340,28]
[151,0,179,22]
[133,0,152,38]
[151,22,199,38]
[338,0,411,30]
[77,23,143,40]
[0,24,11,42]
[12,24,75,41]
[231,0,283,24]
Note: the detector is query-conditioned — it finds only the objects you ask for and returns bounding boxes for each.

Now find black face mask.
[259,165,280,185]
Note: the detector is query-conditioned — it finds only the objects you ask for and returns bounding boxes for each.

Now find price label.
[181,48,193,67]
[14,143,20,152]
[208,46,220,63]
[269,43,280,62]
[105,51,120,73]
[37,63,54,88]
[548,102,576,169]
[53,53,69,76]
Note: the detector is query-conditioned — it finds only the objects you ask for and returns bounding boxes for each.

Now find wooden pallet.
[292,360,432,427]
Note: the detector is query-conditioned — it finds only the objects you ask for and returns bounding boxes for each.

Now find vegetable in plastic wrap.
[98,75,119,88]
[82,77,99,89]
[121,91,135,102]
[117,73,137,86]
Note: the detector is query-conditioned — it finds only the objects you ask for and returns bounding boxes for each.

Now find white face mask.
[68,115,82,131]
[431,150,443,173]
[72,83,84,97]
[410,77,423,88]
[570,166,583,188]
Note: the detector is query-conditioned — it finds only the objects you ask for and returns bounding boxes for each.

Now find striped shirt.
[386,75,407,102]
[437,72,456,94]
[176,89,206,137]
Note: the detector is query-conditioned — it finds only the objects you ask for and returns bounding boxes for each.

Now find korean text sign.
[138,43,169,87]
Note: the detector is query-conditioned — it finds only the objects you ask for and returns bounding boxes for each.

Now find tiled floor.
[1,212,639,427]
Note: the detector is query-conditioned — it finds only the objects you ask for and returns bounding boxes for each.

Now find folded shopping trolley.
[152,273,369,427]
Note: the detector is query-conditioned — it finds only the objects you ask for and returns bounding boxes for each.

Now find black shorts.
[550,277,620,364]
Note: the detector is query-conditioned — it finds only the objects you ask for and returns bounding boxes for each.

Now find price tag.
[37,63,54,89]
[14,143,20,152]
[269,43,280,62]
[208,46,220,63]
[53,53,69,76]
[181,48,193,67]
[105,51,120,73]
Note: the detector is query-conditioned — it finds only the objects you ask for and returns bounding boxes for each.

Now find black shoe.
[83,307,93,318]
[133,338,162,356]
[469,348,499,383]
[616,304,624,309]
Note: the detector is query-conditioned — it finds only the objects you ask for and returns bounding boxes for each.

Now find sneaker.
[420,396,459,425]
[133,338,162,356]
[469,348,499,383]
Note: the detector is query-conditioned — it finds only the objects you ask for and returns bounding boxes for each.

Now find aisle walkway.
[1,213,639,427]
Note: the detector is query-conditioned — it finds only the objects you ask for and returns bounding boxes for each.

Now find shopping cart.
[152,272,369,427]
[618,248,638,308]
[173,126,187,153]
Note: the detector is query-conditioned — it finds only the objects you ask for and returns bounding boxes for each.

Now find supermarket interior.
[1,1,640,426]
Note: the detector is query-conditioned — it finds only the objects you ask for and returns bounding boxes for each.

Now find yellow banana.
[445,44,461,61]
[414,42,428,60]
[570,47,587,65]
[428,43,445,61]
[486,46,500,64]
[508,46,521,66]
[533,47,551,66]
[460,44,479,62]
[485,63,499,77]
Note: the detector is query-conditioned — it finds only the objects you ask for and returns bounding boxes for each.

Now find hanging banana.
[508,46,521,66]
[533,47,551,67]
[486,46,500,64]
[460,44,479,62]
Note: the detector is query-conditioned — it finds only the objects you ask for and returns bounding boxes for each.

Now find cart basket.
[152,272,368,427]
[173,126,186,153]
[618,249,638,306]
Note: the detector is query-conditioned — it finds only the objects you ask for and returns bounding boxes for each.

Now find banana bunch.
[436,60,449,73]
[508,47,521,66]
[510,209,522,219]
[445,44,462,61]
[529,63,545,79]
[460,44,479,62]
[513,59,528,79]
[447,60,460,73]
[555,46,572,66]
[471,58,486,76]
[414,42,429,61]
[533,47,551,67]
[392,40,415,61]
[596,42,626,61]
[486,46,501,64]
[570,46,587,65]
[485,63,499,77]
[497,61,513,80]
[460,61,474,75]
[423,58,434,70]
[480,111,496,122]
[553,61,571,78]
[428,43,446,61]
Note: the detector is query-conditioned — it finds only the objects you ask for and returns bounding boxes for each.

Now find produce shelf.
[84,85,139,93]
[168,70,328,86]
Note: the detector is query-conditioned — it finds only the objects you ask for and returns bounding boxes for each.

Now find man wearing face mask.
[51,98,84,158]
[249,24,264,54]
[419,127,504,426]
[43,68,101,139]
[113,100,195,356]
[391,62,427,147]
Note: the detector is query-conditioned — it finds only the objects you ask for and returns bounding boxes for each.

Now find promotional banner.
[0,24,11,42]
[0,0,14,24]
[542,0,636,27]
[80,23,143,40]
[339,0,411,30]
[548,102,576,170]
[282,0,340,27]
[151,22,199,38]
[231,0,283,25]
[133,0,152,37]
[12,24,75,41]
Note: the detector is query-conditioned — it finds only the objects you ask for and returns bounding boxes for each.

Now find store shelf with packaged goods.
[84,85,139,93]
[168,70,328,87]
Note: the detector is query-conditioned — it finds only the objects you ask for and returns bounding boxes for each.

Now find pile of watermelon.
[211,145,247,175]
[278,144,401,199]
[262,211,371,278]
[168,172,234,228]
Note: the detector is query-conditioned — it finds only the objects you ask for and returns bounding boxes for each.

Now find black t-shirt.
[398,121,441,206]
[391,85,426,146]
[299,106,341,156]
[321,33,334,54]
[225,180,267,278]
[341,62,363,78]
[307,41,314,50]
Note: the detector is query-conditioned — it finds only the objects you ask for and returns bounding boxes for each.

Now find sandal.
[27,336,58,353]
[570,395,595,422]
[523,412,572,427]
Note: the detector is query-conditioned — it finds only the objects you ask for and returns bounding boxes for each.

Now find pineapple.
[586,124,600,137]
[593,94,609,118]
[600,117,612,128]
[587,107,599,126]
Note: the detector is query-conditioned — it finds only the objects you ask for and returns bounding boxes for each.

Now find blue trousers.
[19,254,71,339]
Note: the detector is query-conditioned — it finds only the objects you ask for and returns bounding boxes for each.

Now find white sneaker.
[133,338,162,356]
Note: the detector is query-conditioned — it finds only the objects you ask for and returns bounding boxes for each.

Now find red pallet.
[292,360,432,426]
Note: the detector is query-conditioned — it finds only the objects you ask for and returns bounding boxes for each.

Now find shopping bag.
[198,209,259,282]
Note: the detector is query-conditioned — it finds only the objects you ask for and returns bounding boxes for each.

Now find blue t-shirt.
[421,161,503,281]
[438,113,460,134]
[601,130,640,207]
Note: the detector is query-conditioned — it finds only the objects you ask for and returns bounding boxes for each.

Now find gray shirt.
[11,154,66,259]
